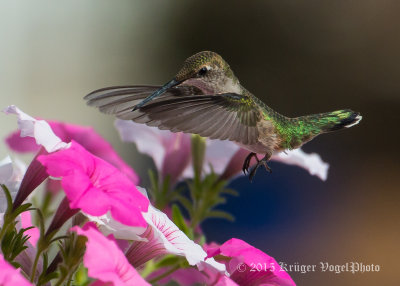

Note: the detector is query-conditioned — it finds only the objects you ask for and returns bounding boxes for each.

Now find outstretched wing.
[85,86,262,145]
[85,85,203,117]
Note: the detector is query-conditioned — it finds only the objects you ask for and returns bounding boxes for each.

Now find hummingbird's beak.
[132,78,181,111]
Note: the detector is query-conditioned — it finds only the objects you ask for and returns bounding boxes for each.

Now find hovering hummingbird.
[85,51,362,180]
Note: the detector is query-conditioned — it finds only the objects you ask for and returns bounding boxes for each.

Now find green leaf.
[221,188,239,196]
[205,210,235,221]
[162,175,171,194]
[11,203,33,220]
[171,204,190,237]
[174,194,193,217]
[1,184,13,214]
[213,197,227,205]
[1,225,33,263]
[148,169,158,199]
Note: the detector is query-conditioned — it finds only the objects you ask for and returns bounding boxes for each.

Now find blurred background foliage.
[1,1,399,285]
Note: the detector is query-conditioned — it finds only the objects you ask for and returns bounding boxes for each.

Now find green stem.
[30,247,42,283]
[190,206,201,229]
[41,191,53,218]
[49,235,69,244]
[147,264,180,284]
[190,188,206,229]
[66,271,74,286]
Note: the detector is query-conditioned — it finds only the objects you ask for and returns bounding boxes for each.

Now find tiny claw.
[242,152,256,176]
[248,165,258,182]
[262,161,272,173]
[245,152,272,181]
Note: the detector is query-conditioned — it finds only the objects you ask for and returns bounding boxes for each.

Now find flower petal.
[148,261,238,286]
[3,105,69,152]
[115,120,192,183]
[272,149,329,181]
[94,187,226,272]
[115,120,166,171]
[85,212,146,242]
[49,121,138,183]
[218,140,329,181]
[71,224,150,286]
[207,238,295,286]
[6,116,138,184]
[20,211,39,247]
[161,132,191,184]
[140,203,225,273]
[0,254,33,286]
[0,156,26,212]
[5,131,39,153]
[38,141,149,227]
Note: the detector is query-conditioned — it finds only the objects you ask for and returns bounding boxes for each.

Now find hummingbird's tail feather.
[282,109,362,149]
[307,109,362,133]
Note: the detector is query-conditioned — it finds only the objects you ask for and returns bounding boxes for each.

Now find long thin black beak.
[132,78,180,111]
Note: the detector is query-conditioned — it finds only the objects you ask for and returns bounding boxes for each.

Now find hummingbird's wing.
[129,94,262,145]
[85,85,203,116]
[86,87,262,145]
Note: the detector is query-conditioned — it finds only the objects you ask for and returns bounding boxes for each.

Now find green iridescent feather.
[268,109,359,149]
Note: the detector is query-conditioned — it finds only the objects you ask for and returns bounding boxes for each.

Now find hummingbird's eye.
[198,67,208,76]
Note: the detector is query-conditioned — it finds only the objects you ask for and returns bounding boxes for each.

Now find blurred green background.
[1,1,399,285]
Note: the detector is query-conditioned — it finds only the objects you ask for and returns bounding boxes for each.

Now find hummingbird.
[85,51,362,180]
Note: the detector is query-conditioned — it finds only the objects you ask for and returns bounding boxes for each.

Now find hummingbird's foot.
[242,152,258,175]
[248,154,272,181]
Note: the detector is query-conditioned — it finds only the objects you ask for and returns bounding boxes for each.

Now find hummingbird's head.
[174,51,240,94]
[135,52,241,110]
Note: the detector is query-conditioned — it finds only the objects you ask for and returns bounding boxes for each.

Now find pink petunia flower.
[3,105,70,206]
[6,114,138,187]
[37,141,149,227]
[0,254,33,286]
[71,223,150,286]
[206,238,296,286]
[4,105,69,153]
[3,106,146,231]
[126,204,225,273]
[115,120,329,182]
[89,187,225,273]
[156,238,296,286]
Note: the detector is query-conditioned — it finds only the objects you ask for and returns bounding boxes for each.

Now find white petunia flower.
[3,105,69,153]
